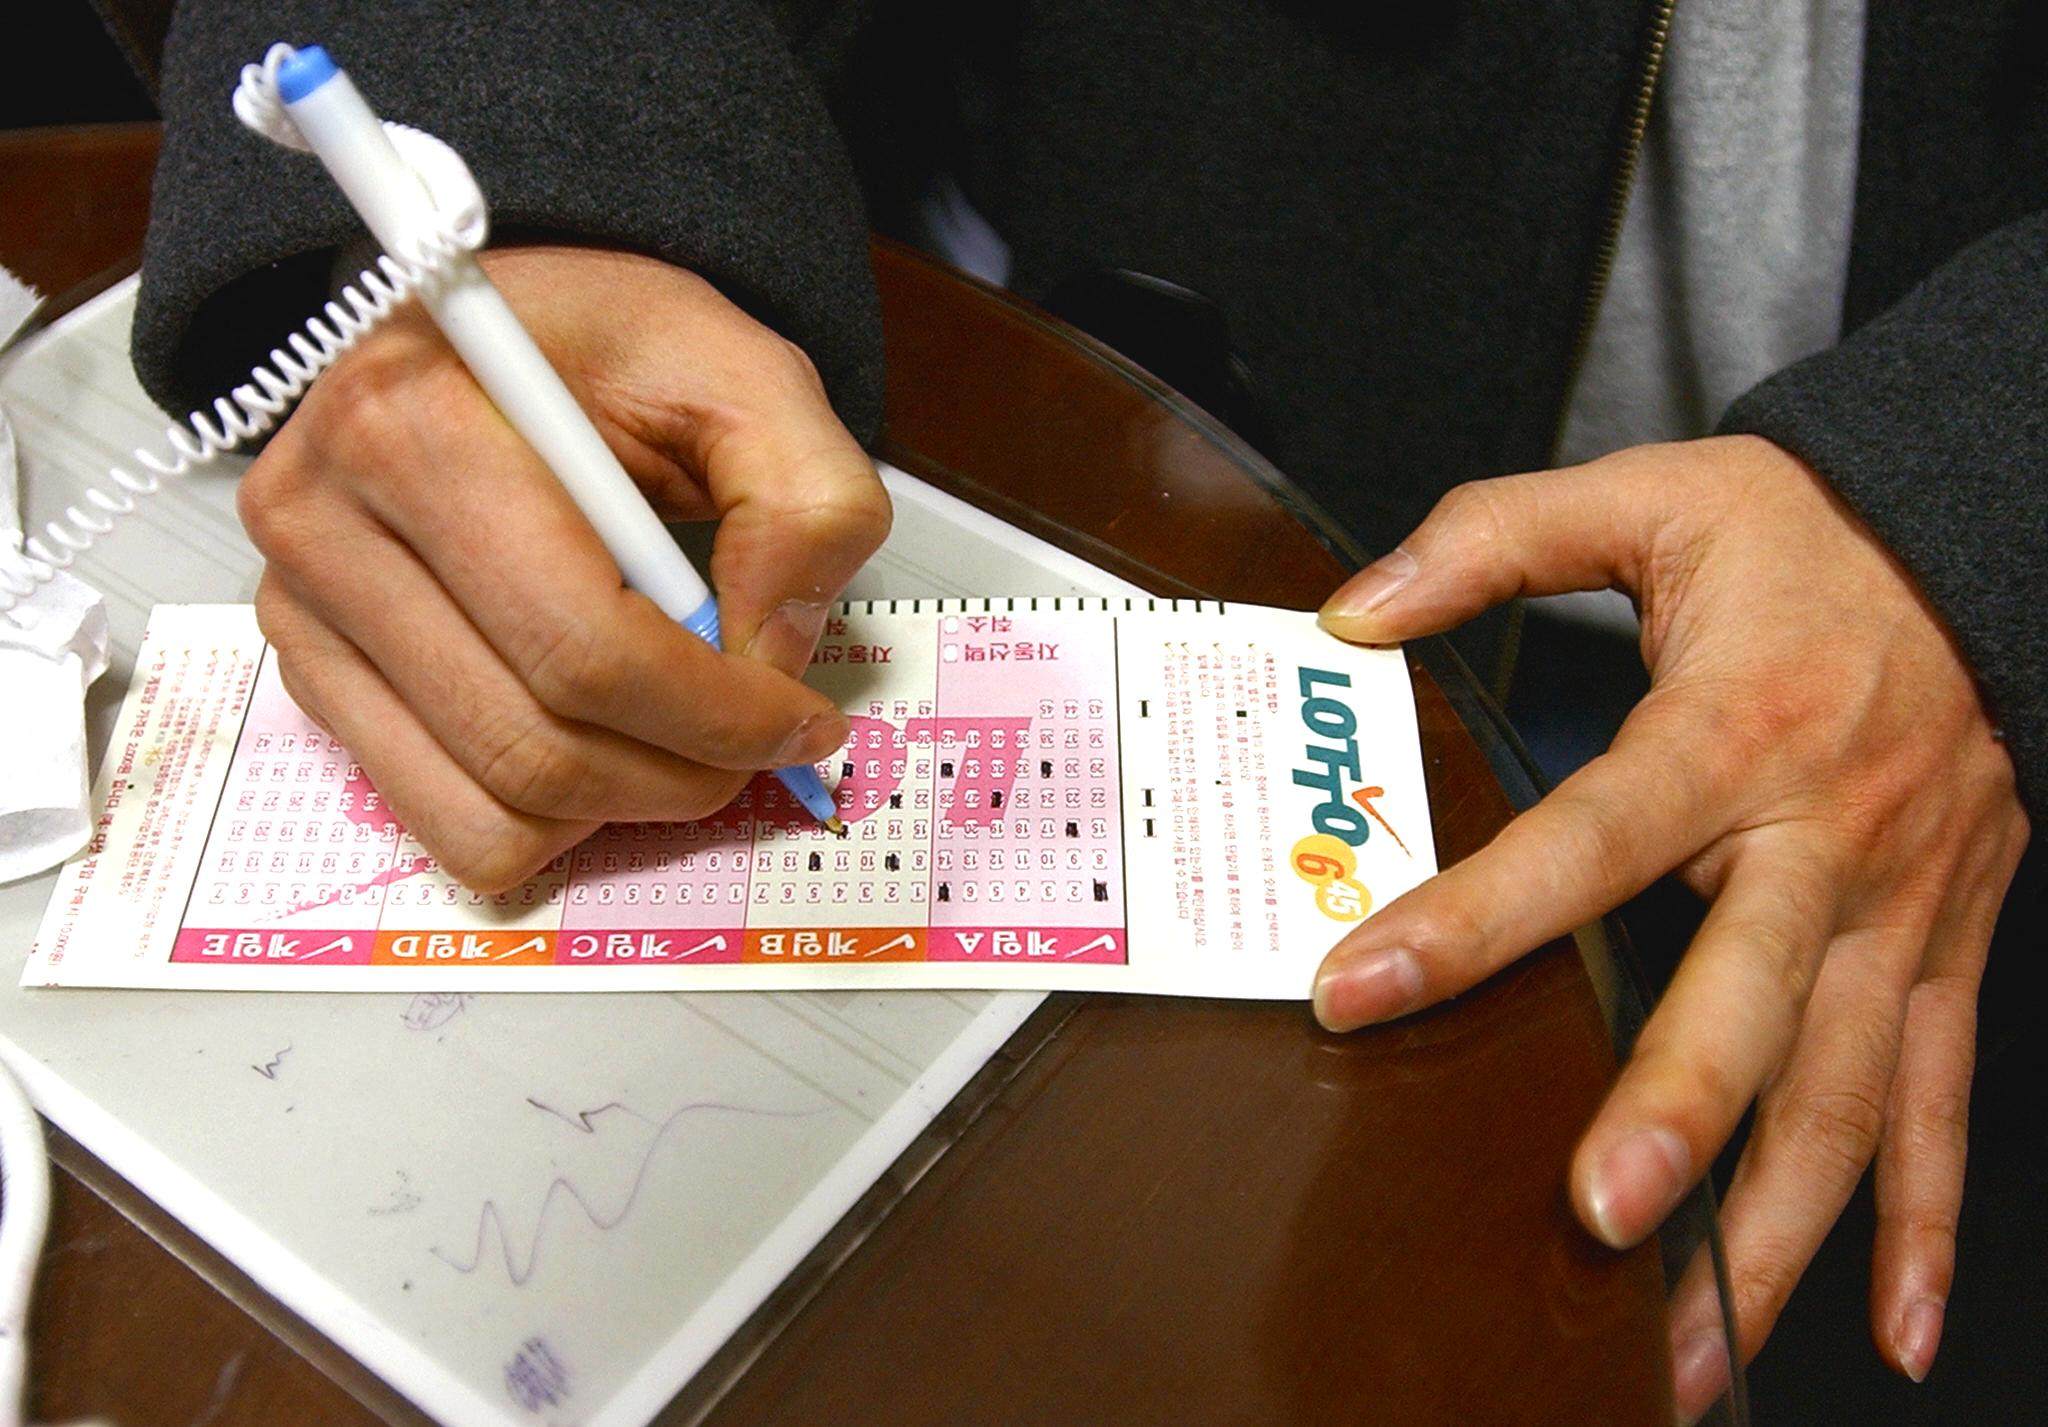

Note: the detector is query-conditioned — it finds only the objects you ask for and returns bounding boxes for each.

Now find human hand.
[240,245,888,889]
[1312,436,2029,1413]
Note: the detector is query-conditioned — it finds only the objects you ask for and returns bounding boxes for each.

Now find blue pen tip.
[775,764,842,828]
[798,779,842,824]
[276,45,340,103]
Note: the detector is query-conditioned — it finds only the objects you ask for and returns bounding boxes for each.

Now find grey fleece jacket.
[128,1,2048,822]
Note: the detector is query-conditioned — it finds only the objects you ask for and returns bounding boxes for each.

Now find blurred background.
[2,1,1649,793]
[2,4,153,128]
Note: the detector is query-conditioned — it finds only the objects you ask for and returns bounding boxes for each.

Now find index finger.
[1312,691,1738,1029]
[697,355,893,675]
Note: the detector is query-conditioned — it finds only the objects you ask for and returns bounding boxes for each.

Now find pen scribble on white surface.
[524,1097,644,1134]
[400,992,474,1032]
[368,1169,421,1217]
[505,1336,571,1414]
[250,1043,292,1079]
[431,1099,819,1287]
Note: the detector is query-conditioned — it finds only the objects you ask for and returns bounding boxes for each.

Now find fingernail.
[1319,548,1418,628]
[1898,1296,1944,1383]
[1312,948,1423,1030]
[773,710,847,767]
[1586,1126,1691,1248]
[1669,1330,1730,1425]
[743,600,830,676]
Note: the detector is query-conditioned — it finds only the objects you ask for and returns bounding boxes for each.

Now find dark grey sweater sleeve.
[136,1,882,441]
[1720,211,2048,818]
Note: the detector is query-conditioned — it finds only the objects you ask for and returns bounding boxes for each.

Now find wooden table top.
[0,122,1735,1426]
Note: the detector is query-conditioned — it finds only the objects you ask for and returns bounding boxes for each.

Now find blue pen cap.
[681,596,724,651]
[276,45,340,103]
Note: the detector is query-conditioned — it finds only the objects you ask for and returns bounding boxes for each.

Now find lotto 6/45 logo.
[1289,832,1372,922]
[1288,664,1381,923]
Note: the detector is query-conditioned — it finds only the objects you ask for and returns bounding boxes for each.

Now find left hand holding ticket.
[1311,434,2030,1412]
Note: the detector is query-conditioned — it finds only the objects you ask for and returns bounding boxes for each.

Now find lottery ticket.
[26,599,1435,997]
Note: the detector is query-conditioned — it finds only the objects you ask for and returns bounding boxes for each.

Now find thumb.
[1317,464,1652,643]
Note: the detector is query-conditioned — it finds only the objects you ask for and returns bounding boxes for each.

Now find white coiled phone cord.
[0,43,483,1427]
[0,42,488,617]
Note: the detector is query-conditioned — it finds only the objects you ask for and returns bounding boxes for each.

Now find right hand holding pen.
[239,245,889,890]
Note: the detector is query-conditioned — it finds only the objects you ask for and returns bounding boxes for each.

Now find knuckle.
[1406,894,1489,970]
[764,481,896,568]
[251,575,288,639]
[521,610,627,721]
[829,478,895,554]
[722,331,829,409]
[1747,683,1810,747]
[1433,480,1486,519]
[305,344,415,444]
[474,717,589,816]
[1679,715,1756,803]
[1434,481,1507,543]
[2007,802,2033,855]
[1741,919,1814,998]
[301,340,468,489]
[1555,795,1638,898]
[1721,674,1820,764]
[1779,1084,1887,1178]
[269,657,333,737]
[774,336,825,392]
[1882,1203,1960,1261]
[1669,1048,1747,1127]
[236,454,314,561]
[1830,771,1913,846]
[1728,1235,1804,1337]
[1913,1083,1972,1149]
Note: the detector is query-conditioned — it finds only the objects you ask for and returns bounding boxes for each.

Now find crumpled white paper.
[0,268,113,885]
